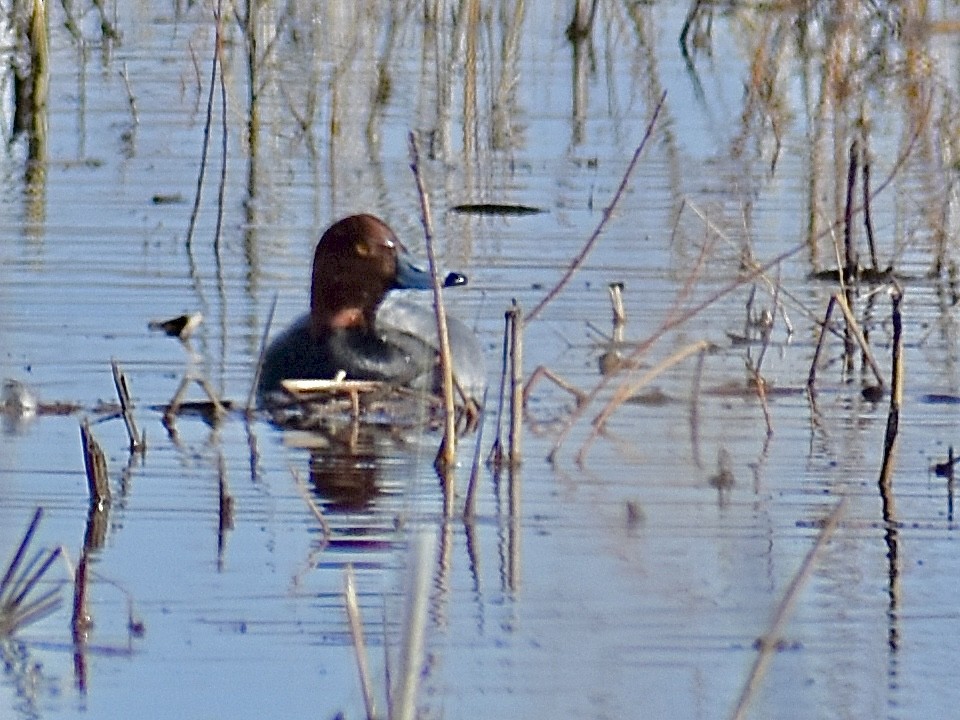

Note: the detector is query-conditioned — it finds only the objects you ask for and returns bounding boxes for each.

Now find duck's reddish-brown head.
[309,214,424,335]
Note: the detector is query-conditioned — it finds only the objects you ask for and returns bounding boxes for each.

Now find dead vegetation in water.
[517,0,945,480]
[0,509,64,639]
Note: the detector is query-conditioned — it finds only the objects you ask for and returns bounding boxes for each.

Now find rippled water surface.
[2,1,960,718]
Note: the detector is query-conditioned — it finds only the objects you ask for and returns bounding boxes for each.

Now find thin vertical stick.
[507,302,523,466]
[842,139,859,280]
[807,295,836,389]
[408,132,457,468]
[392,531,435,720]
[344,564,376,720]
[0,508,44,598]
[486,310,512,467]
[878,287,903,513]
[111,359,144,453]
[861,146,879,271]
[185,2,223,251]
[79,418,110,507]
[246,292,278,413]
[463,389,488,519]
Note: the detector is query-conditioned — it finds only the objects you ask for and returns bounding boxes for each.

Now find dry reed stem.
[111,359,144,453]
[807,295,836,389]
[729,497,847,720]
[343,564,377,720]
[878,287,903,510]
[508,302,524,466]
[747,363,773,437]
[567,0,598,40]
[29,0,48,115]
[842,139,858,278]
[487,308,514,467]
[861,143,879,270]
[407,131,458,471]
[687,200,810,335]
[463,388,488,519]
[119,62,139,127]
[0,508,63,637]
[526,90,667,323]
[80,418,110,507]
[576,339,710,466]
[392,531,435,720]
[522,365,587,407]
[548,115,920,460]
[549,240,806,461]
[831,291,885,388]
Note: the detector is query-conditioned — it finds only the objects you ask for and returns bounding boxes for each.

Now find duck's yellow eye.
[355,241,371,257]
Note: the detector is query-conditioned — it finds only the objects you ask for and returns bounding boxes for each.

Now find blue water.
[2,2,960,718]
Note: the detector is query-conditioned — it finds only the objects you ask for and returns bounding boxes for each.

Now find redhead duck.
[257,214,485,407]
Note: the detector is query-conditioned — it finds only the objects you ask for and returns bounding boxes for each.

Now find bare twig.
[730,498,847,720]
[80,418,110,507]
[392,531,436,720]
[508,302,524,466]
[111,359,144,453]
[0,508,64,637]
[526,90,667,323]
[344,564,376,720]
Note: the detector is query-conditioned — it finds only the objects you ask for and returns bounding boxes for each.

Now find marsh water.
[2,1,960,718]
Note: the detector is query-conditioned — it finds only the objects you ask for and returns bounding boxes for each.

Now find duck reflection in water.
[300,420,418,517]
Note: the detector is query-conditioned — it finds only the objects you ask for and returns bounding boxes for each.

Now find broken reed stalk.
[487,308,513,467]
[246,292,278,413]
[392,531,435,720]
[729,498,847,720]
[111,359,144,453]
[408,131,457,468]
[526,90,666,323]
[344,564,376,720]
[0,508,64,637]
[878,287,903,508]
[80,418,110,507]
[508,302,524,466]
